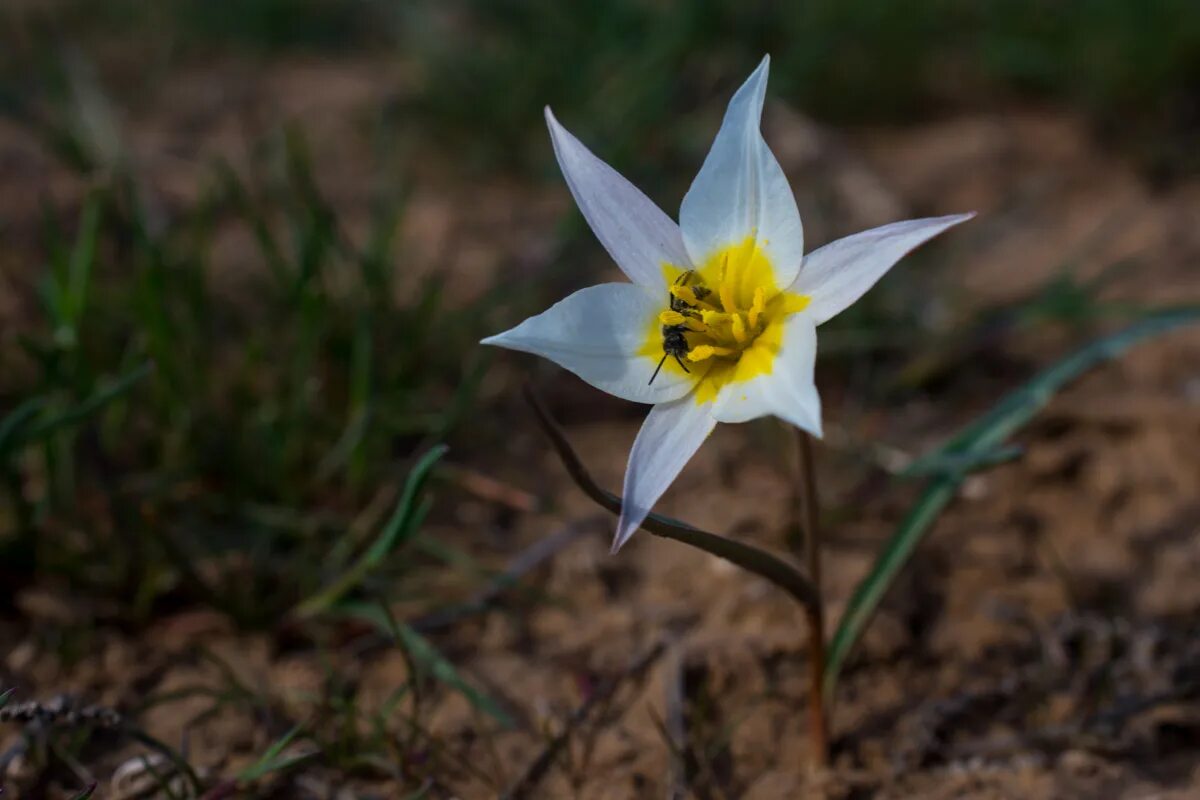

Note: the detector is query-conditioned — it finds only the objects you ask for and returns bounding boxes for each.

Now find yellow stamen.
[670,285,717,310]
[730,313,748,343]
[668,285,695,304]
[647,243,813,405]
[719,282,737,314]
[687,344,736,362]
[748,286,766,329]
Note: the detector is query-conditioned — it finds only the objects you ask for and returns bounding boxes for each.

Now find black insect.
[649,271,707,385]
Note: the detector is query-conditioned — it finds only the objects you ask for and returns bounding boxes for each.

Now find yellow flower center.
[639,236,810,404]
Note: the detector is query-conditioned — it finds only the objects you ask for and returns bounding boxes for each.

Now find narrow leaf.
[899,445,1024,478]
[21,362,153,446]
[825,307,1200,700]
[122,724,205,795]
[68,784,97,800]
[346,603,516,728]
[293,444,448,618]
[66,194,102,325]
[237,724,316,782]
[0,398,47,457]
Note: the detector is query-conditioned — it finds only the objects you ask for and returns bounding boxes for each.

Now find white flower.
[483,56,973,552]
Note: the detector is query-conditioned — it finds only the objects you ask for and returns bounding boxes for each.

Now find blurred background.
[1,1,1199,797]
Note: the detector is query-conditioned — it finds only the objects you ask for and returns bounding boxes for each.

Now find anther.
[659,310,687,326]
[687,344,736,362]
[719,282,737,314]
[669,286,696,305]
[731,313,748,343]
[671,285,717,311]
[749,287,766,329]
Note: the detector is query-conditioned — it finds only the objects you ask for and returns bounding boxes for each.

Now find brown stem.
[523,385,819,613]
[795,429,829,767]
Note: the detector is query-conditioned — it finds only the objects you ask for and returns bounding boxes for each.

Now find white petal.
[482,283,695,404]
[796,213,975,325]
[546,108,693,288]
[679,56,804,288]
[711,313,822,436]
[614,397,716,551]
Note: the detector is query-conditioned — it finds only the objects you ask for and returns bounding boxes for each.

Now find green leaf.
[899,444,1024,478]
[67,783,97,800]
[0,363,152,458]
[345,603,515,729]
[20,362,153,445]
[0,397,47,456]
[237,724,316,782]
[825,307,1200,700]
[65,194,102,327]
[121,724,205,796]
[402,783,433,800]
[293,444,448,618]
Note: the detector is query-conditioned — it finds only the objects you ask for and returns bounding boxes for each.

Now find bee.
[649,271,709,385]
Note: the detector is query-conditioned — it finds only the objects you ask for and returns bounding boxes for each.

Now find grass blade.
[122,723,204,796]
[65,193,101,327]
[899,444,1024,478]
[293,444,448,618]
[0,397,47,456]
[825,307,1200,700]
[20,362,153,445]
[346,603,515,729]
[237,724,316,782]
[906,306,1200,471]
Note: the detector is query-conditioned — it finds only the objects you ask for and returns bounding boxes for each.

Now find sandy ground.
[2,56,1200,798]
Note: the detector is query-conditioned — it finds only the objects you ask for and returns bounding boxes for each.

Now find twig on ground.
[0,696,121,728]
[502,641,667,800]
[949,679,1200,762]
[439,463,539,512]
[0,739,28,781]
[663,645,687,800]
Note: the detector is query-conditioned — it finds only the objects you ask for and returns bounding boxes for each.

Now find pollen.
[643,242,811,399]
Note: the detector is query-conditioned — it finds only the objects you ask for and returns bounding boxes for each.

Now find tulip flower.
[484,56,973,551]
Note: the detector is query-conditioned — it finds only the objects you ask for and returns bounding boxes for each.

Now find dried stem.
[524,385,819,612]
[502,640,667,799]
[795,429,830,767]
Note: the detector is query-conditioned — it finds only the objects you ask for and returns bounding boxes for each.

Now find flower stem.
[524,385,820,613]
[795,428,830,767]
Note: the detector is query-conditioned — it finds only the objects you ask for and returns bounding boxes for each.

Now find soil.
[3,55,1200,799]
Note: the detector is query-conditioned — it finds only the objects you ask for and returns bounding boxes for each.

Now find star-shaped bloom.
[484,56,973,551]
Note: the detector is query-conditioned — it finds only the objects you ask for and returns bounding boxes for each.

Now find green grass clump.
[400,0,1200,175]
[6,0,1198,177]
[0,130,491,629]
